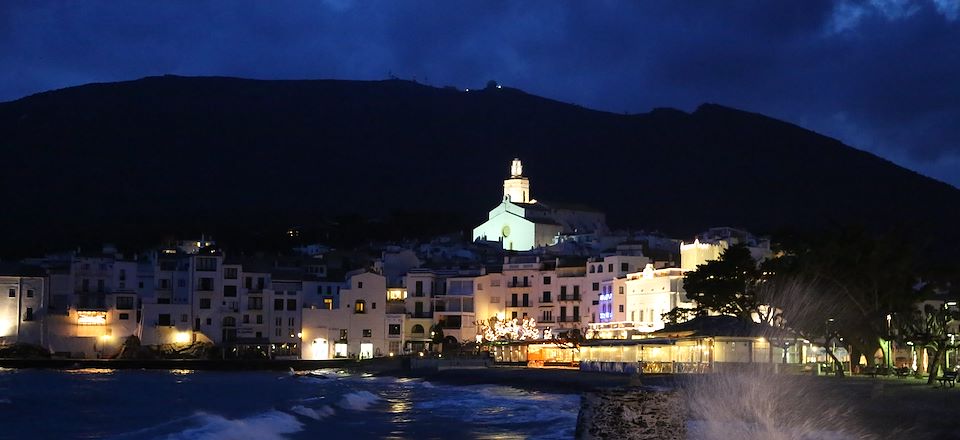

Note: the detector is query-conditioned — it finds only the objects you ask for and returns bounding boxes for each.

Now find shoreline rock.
[576,387,685,440]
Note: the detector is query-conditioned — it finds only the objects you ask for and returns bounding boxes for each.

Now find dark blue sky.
[2,1,958,187]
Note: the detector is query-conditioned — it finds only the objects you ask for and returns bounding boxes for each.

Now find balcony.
[540,317,556,323]
[558,295,581,302]
[410,312,432,319]
[507,281,530,288]
[76,293,107,311]
[558,316,581,323]
[434,303,473,313]
[507,301,531,308]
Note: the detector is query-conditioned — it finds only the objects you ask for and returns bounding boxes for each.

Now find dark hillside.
[1,75,957,258]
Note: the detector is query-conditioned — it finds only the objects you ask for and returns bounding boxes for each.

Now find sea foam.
[290,404,335,420]
[161,410,303,440]
[338,391,381,411]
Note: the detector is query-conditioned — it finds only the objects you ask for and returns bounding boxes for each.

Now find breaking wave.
[290,404,335,420]
[338,390,381,411]
[160,410,302,440]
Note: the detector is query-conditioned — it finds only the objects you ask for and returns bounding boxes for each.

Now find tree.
[755,276,849,376]
[766,228,924,370]
[676,244,763,321]
[477,316,540,341]
[895,302,960,384]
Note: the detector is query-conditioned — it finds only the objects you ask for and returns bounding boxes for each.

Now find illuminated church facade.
[473,159,608,250]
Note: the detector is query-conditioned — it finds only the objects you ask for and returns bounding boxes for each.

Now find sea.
[0,367,580,440]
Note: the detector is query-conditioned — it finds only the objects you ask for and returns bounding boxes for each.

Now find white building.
[473,159,608,250]
[680,227,771,271]
[0,265,47,347]
[301,271,404,360]
[593,228,770,337]
[26,253,144,358]
[622,265,690,333]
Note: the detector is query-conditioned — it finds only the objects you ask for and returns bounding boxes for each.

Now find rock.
[576,388,685,439]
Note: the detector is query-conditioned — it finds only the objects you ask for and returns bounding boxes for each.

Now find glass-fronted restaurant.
[579,335,809,374]
[487,317,853,374]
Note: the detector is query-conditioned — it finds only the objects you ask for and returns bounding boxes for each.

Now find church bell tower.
[503,158,531,203]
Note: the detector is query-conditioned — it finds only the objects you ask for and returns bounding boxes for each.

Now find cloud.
[828,0,957,34]
[0,1,957,187]
[932,0,960,19]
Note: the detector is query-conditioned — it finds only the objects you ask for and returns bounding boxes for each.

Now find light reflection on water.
[63,368,116,375]
[0,369,579,439]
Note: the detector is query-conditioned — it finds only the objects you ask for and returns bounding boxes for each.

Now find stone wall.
[576,388,685,440]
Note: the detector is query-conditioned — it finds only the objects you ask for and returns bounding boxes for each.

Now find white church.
[473,159,608,250]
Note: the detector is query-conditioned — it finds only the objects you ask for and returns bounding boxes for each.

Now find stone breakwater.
[576,388,685,440]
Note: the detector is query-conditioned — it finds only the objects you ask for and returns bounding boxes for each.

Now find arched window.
[354,300,366,314]
[412,324,425,334]
[597,265,603,273]
[589,265,595,273]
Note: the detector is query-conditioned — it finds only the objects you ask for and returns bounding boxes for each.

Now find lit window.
[355,300,366,313]
[77,311,108,325]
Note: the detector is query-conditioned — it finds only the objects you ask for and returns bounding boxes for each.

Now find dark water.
[0,367,578,439]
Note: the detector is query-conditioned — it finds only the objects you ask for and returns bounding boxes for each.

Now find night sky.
[2,1,958,188]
